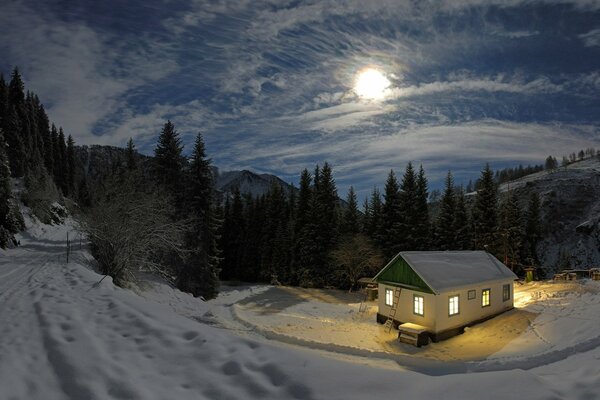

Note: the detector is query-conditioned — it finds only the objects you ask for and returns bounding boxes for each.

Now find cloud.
[0,0,178,141]
[388,76,563,99]
[579,28,600,47]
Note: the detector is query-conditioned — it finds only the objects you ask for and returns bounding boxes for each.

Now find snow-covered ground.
[2,215,600,399]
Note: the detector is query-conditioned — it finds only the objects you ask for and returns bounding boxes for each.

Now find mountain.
[214,168,293,200]
[498,156,600,273]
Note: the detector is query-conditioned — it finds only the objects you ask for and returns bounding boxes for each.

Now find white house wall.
[434,280,514,333]
[377,284,437,330]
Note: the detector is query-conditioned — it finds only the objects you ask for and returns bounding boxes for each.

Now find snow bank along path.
[0,217,599,399]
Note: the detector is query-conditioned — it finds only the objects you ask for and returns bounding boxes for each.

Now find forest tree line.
[0,67,79,247]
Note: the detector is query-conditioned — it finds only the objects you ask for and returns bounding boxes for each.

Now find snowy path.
[0,218,598,399]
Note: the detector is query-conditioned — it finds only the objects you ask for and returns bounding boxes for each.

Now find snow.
[2,214,600,399]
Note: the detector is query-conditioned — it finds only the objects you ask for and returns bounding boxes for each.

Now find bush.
[82,174,189,286]
[22,165,62,224]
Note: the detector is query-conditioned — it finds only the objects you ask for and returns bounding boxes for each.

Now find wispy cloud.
[0,0,178,141]
[579,28,600,47]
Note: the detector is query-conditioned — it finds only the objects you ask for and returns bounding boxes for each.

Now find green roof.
[374,254,434,294]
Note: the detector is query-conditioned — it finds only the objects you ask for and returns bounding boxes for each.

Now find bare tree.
[332,234,384,291]
[82,174,189,286]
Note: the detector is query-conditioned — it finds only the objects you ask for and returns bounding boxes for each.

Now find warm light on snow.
[354,68,390,100]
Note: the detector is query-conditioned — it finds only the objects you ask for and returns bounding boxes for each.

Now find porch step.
[397,323,430,347]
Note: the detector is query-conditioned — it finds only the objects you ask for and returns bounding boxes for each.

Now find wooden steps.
[397,323,430,347]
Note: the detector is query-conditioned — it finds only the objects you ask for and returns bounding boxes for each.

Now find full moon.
[354,68,390,100]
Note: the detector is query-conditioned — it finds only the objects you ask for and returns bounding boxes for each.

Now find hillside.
[499,157,600,272]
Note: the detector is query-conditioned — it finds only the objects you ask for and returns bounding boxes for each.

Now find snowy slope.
[2,216,600,399]
[499,157,600,271]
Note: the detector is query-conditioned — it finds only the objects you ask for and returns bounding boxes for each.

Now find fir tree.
[4,106,25,177]
[125,138,137,171]
[365,187,382,243]
[0,74,7,127]
[38,104,53,175]
[435,171,456,250]
[8,67,25,108]
[178,132,220,298]
[340,186,360,236]
[0,130,11,229]
[57,128,67,193]
[400,162,418,250]
[295,169,312,238]
[153,120,185,202]
[453,186,471,250]
[522,191,542,265]
[66,135,76,196]
[380,170,402,258]
[51,124,61,184]
[498,192,522,270]
[311,162,339,284]
[414,165,430,250]
[472,164,499,253]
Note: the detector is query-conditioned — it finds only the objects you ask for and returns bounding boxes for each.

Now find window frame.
[467,289,476,300]
[413,294,424,317]
[448,294,460,317]
[503,284,511,302]
[385,288,394,306]
[481,288,491,308]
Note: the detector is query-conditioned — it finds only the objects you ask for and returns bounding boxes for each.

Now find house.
[374,250,517,342]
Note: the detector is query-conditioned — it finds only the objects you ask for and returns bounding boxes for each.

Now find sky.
[1,0,600,198]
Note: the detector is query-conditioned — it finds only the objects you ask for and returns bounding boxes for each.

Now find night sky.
[2,0,600,196]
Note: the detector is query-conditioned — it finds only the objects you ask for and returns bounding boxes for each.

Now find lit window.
[503,284,510,301]
[385,289,394,306]
[468,290,476,300]
[413,295,424,316]
[482,289,490,307]
[449,295,459,316]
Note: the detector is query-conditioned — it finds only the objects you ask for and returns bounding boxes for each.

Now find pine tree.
[178,132,220,298]
[380,170,402,258]
[295,169,312,238]
[311,162,339,284]
[66,135,76,196]
[5,106,25,177]
[8,67,25,108]
[125,138,137,171]
[340,186,360,236]
[0,74,7,127]
[38,104,53,175]
[435,171,456,250]
[153,120,185,202]
[263,182,290,283]
[51,124,61,184]
[414,165,430,250]
[472,164,499,253]
[57,128,67,193]
[498,192,522,270]
[0,130,11,229]
[366,187,383,243]
[522,191,542,265]
[400,162,418,250]
[453,186,471,250]
[220,189,245,281]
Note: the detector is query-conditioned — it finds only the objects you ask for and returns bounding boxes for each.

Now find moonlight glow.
[354,68,390,100]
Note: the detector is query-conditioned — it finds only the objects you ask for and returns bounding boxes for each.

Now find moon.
[354,68,390,100]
